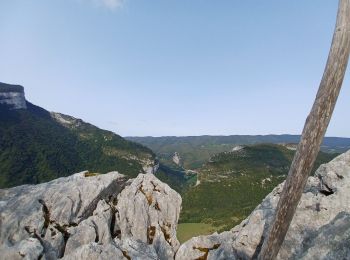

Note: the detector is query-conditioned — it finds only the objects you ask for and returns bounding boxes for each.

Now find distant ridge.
[127,135,350,169]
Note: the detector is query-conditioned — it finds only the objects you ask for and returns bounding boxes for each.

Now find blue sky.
[0,0,349,137]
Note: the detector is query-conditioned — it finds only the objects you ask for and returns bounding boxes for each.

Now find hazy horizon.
[1,1,349,137]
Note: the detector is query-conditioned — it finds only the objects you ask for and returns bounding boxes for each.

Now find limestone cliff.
[0,82,27,109]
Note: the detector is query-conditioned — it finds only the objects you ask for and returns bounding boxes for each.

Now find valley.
[129,137,341,239]
[0,82,346,244]
[0,83,157,188]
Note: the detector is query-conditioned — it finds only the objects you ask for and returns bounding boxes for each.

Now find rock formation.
[0,171,181,260]
[172,152,182,166]
[0,150,349,259]
[176,150,350,260]
[0,82,27,109]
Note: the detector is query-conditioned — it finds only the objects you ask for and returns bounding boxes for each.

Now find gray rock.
[0,171,182,259]
[115,237,159,260]
[0,83,27,109]
[1,150,350,259]
[0,171,127,259]
[298,212,350,260]
[175,233,226,260]
[62,242,126,260]
[115,173,182,259]
[65,200,113,255]
[0,238,43,260]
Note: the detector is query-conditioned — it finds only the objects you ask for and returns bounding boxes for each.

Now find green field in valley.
[177,223,216,244]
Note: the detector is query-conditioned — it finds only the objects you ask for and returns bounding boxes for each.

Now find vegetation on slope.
[128,135,350,170]
[179,144,338,232]
[0,102,155,188]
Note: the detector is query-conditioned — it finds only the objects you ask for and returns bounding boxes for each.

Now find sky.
[0,0,349,137]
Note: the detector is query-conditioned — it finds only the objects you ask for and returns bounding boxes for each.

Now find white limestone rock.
[62,243,126,260]
[172,152,182,166]
[175,233,225,260]
[115,173,182,259]
[0,238,43,260]
[115,237,159,260]
[0,171,127,259]
[0,83,27,109]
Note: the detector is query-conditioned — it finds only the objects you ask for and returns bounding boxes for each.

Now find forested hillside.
[179,144,338,234]
[0,101,155,188]
[128,135,350,169]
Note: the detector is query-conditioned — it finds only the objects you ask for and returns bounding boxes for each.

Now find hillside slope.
[0,84,156,188]
[1,151,349,259]
[128,135,350,169]
[180,144,338,231]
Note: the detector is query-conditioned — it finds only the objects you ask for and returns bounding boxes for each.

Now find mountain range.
[127,135,350,169]
[0,82,156,188]
[0,82,347,240]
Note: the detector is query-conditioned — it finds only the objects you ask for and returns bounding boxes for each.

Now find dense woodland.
[0,102,155,188]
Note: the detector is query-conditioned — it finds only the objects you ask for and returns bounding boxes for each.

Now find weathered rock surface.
[0,171,127,259]
[0,170,181,259]
[176,150,350,260]
[1,151,350,259]
[116,174,182,259]
[0,82,27,109]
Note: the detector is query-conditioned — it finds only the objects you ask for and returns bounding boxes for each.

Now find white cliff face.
[172,152,182,166]
[0,86,27,109]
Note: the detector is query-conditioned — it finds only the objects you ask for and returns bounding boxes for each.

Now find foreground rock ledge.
[1,150,350,260]
[0,171,181,260]
[176,150,350,260]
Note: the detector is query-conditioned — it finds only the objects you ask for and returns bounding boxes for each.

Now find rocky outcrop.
[0,82,27,109]
[1,151,350,259]
[172,152,182,166]
[176,150,350,260]
[0,171,181,260]
[115,174,181,259]
[0,171,127,259]
[142,161,160,175]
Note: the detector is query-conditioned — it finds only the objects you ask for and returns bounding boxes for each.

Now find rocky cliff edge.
[1,150,350,259]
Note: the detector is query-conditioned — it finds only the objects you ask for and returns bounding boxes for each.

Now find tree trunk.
[258,0,350,259]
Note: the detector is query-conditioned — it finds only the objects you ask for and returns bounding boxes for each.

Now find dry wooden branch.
[258,0,350,259]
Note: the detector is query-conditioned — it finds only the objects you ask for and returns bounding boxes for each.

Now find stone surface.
[176,150,350,260]
[172,152,182,166]
[0,170,181,259]
[1,151,350,259]
[0,82,27,109]
[115,237,159,260]
[0,171,127,259]
[115,173,182,259]
[62,243,125,260]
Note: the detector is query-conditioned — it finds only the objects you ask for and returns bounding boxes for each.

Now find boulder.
[0,171,182,260]
[0,171,127,259]
[115,173,182,259]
